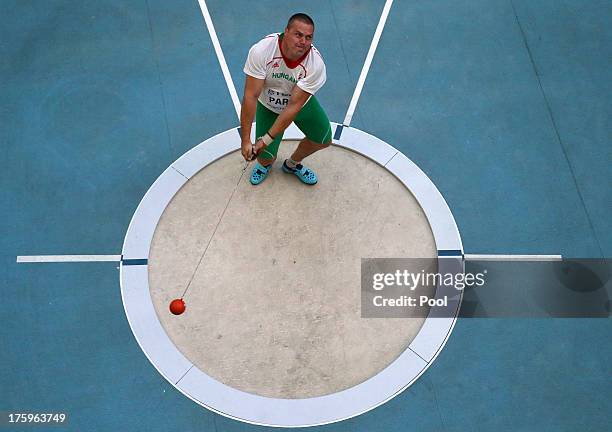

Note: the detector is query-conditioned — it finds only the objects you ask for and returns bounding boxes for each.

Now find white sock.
[286,158,299,168]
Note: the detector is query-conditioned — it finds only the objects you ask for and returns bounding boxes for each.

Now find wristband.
[261,132,275,146]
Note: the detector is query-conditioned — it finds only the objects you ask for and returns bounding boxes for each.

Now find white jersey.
[243,33,326,114]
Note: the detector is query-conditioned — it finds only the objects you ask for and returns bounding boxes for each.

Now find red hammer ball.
[169,298,186,315]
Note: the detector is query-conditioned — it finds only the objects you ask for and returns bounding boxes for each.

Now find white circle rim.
[119,123,464,427]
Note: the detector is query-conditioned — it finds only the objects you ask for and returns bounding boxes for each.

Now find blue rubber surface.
[2,1,610,431]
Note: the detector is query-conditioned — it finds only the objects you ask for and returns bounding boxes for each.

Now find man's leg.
[255,101,283,163]
[251,102,283,185]
[283,96,332,184]
[291,96,332,162]
[289,137,330,163]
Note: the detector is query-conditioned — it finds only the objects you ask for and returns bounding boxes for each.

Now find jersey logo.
[272,62,280,68]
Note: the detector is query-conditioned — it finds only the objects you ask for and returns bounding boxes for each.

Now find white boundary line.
[464,254,562,261]
[196,0,241,121]
[16,255,121,263]
[16,254,563,264]
[343,0,394,126]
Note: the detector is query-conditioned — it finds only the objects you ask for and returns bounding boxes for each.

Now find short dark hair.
[287,13,314,30]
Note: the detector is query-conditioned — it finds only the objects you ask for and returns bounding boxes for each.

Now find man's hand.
[253,138,267,158]
[241,141,255,161]
[241,139,268,161]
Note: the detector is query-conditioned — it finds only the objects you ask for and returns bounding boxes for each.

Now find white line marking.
[17,255,121,263]
[196,0,241,121]
[464,254,562,262]
[343,0,394,127]
[17,254,562,263]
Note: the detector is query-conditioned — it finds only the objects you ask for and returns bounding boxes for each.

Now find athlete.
[240,13,332,185]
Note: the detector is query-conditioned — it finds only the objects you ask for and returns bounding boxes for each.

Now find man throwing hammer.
[240,13,332,185]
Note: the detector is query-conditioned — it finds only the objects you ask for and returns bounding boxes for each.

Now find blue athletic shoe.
[282,160,318,185]
[250,162,271,185]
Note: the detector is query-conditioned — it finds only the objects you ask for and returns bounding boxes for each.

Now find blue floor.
[2,1,610,430]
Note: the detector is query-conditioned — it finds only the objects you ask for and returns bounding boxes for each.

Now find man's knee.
[257,155,276,165]
[303,137,330,149]
[315,140,331,150]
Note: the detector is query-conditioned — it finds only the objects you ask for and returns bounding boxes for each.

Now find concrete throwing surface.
[149,142,436,398]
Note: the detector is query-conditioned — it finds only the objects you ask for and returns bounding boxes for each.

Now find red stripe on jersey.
[312,46,324,61]
[297,64,307,78]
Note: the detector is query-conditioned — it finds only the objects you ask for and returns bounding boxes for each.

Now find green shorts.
[256,96,332,159]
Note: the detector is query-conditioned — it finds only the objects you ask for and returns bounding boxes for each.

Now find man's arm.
[266,86,311,139]
[240,75,264,159]
[249,85,311,159]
